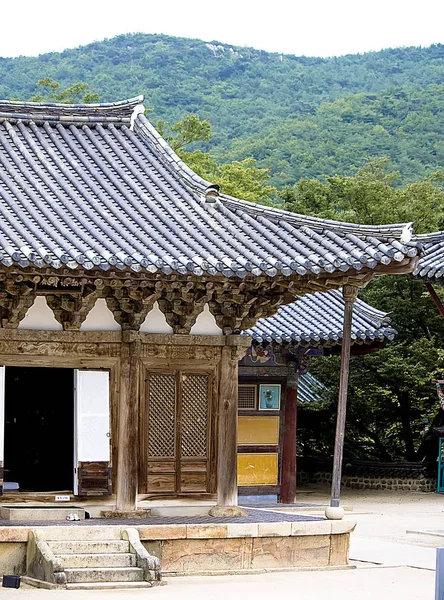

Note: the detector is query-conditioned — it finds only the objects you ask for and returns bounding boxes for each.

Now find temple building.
[237,288,397,503]
[0,96,420,515]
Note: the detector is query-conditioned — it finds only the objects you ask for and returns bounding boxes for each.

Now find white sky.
[2,0,443,58]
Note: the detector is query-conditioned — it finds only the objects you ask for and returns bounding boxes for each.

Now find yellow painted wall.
[238,416,279,446]
[237,453,278,486]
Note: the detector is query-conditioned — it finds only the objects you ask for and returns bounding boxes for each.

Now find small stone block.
[186,525,228,539]
[139,525,187,540]
[226,523,258,538]
[257,522,292,537]
[291,520,331,536]
[208,506,248,518]
[330,520,356,534]
[0,506,85,522]
[100,509,151,519]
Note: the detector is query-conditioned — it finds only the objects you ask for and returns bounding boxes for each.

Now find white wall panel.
[140,301,173,333]
[190,304,223,335]
[80,298,121,331]
[18,297,62,330]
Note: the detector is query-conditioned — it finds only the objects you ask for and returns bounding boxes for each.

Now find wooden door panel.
[146,372,177,493]
[147,473,176,493]
[77,461,112,496]
[180,374,209,460]
[180,460,208,472]
[145,370,212,494]
[147,373,176,459]
[147,460,176,473]
[180,472,207,492]
[74,370,111,496]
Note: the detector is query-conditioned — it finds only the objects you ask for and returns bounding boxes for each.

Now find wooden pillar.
[116,337,141,512]
[210,339,248,517]
[280,373,298,504]
[330,285,358,509]
[216,345,239,507]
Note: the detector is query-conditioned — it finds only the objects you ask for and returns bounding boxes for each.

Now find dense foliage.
[285,161,444,461]
[2,34,444,186]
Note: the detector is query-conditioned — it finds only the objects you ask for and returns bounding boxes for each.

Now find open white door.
[74,370,111,496]
[0,366,4,495]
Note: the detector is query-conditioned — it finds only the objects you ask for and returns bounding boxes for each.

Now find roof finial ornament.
[400,222,413,244]
[204,184,220,203]
[130,101,145,131]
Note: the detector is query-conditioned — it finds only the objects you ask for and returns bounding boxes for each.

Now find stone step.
[35,526,123,541]
[48,540,130,555]
[66,581,154,590]
[58,552,137,569]
[65,567,144,584]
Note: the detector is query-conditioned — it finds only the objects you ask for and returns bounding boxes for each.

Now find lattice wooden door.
[146,371,211,494]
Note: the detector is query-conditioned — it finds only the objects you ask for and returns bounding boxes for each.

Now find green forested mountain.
[2,33,444,185]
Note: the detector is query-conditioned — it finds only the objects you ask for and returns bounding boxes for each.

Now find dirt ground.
[295,485,444,547]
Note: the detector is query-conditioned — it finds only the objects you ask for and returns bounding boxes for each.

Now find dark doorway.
[4,367,74,492]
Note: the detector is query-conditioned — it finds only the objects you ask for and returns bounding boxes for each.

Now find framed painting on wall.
[259,384,281,410]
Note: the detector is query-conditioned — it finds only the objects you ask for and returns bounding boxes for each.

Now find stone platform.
[0,505,85,521]
[0,509,356,577]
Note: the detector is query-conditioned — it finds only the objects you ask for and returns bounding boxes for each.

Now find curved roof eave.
[245,288,397,347]
[0,97,421,278]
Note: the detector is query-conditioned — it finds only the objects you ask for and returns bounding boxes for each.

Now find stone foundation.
[139,521,354,574]
[298,458,437,492]
[0,520,355,576]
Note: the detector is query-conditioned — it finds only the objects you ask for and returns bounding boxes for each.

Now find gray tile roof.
[246,289,396,346]
[298,372,329,404]
[414,232,444,282]
[0,96,420,277]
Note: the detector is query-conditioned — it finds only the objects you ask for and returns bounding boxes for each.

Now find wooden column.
[330,285,358,509]
[210,339,248,517]
[280,373,298,504]
[217,345,239,507]
[116,337,141,512]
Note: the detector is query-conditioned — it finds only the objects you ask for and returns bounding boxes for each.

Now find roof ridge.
[416,230,444,242]
[0,96,144,122]
[134,113,416,242]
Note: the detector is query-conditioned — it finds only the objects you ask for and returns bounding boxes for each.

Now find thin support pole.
[330,285,358,508]
[425,282,444,319]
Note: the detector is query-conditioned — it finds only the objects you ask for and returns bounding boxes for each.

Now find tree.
[281,159,444,461]
[280,157,444,231]
[160,114,276,205]
[29,78,99,104]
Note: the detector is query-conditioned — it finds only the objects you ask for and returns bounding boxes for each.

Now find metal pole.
[436,548,444,599]
[330,285,358,508]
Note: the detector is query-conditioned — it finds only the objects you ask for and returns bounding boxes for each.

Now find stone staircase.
[24,526,161,590]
